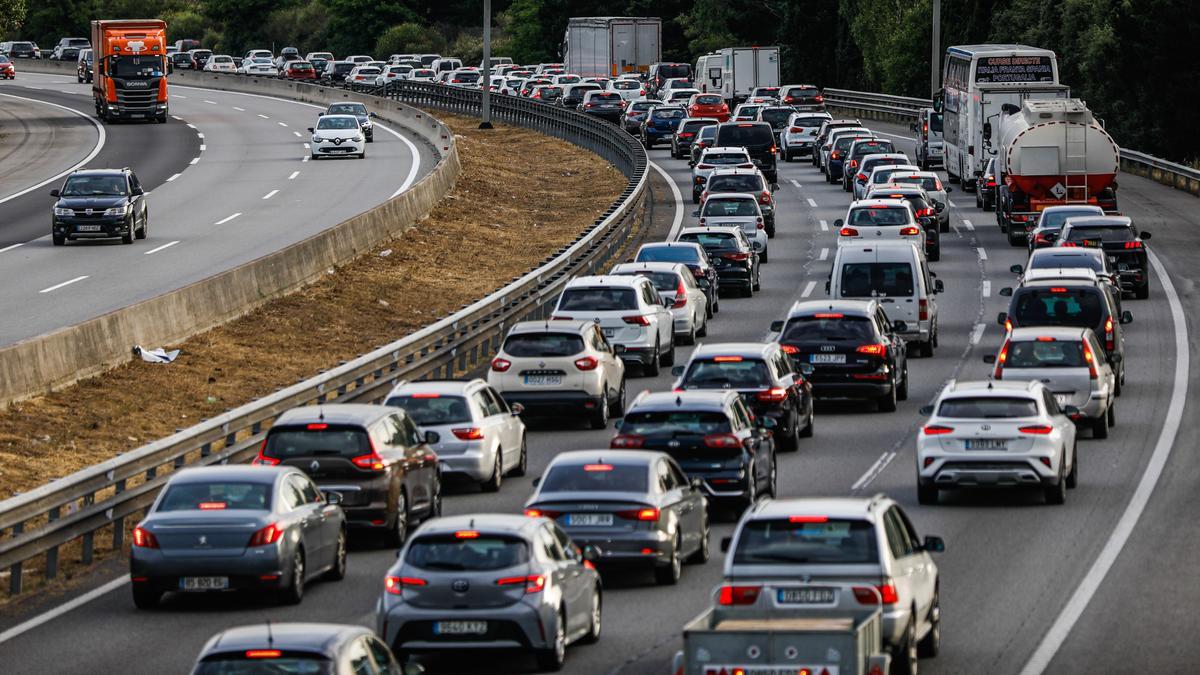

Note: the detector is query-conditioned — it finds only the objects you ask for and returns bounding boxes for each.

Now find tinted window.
[1029,252,1104,273]
[636,246,699,264]
[591,92,621,101]
[1006,340,1086,368]
[793,116,827,127]
[263,426,371,460]
[1013,289,1103,328]
[701,153,749,165]
[328,103,367,115]
[1063,225,1136,243]
[760,108,792,126]
[702,198,758,217]
[656,64,691,79]
[834,136,869,152]
[696,94,722,105]
[707,175,762,193]
[194,657,330,674]
[61,174,126,196]
[629,101,655,112]
[681,358,771,389]
[541,463,649,492]
[847,207,911,226]
[614,270,678,292]
[317,117,358,130]
[839,263,915,298]
[928,112,943,133]
[733,519,878,565]
[716,124,774,147]
[611,80,639,90]
[558,287,637,311]
[891,175,942,192]
[620,410,731,435]
[781,315,875,342]
[159,482,272,512]
[406,535,529,571]
[502,332,585,357]
[653,108,686,119]
[679,232,739,250]
[681,120,712,133]
[937,397,1039,418]
[851,141,895,157]
[1039,209,1102,228]
[385,395,472,425]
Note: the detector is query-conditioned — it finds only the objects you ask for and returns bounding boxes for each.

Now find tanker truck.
[992,98,1119,245]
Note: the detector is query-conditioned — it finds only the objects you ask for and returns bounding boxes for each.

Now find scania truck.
[91,19,168,123]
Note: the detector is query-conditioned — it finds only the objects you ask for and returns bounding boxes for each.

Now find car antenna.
[266,619,274,648]
[987,381,994,389]
[676,395,682,406]
[318,406,325,421]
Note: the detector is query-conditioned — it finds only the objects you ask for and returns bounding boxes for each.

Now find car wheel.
[1107,398,1116,428]
[482,450,503,492]
[428,479,442,518]
[1007,227,1023,247]
[278,548,305,605]
[52,233,66,246]
[645,341,661,377]
[919,340,934,358]
[877,382,898,412]
[897,366,910,401]
[1066,443,1079,489]
[760,247,769,264]
[917,481,938,505]
[654,532,682,585]
[928,245,939,262]
[975,189,982,209]
[711,293,719,314]
[612,379,627,418]
[742,466,758,512]
[121,219,134,245]
[1092,412,1109,439]
[892,618,919,675]
[510,435,528,476]
[917,590,942,658]
[1045,464,1067,505]
[136,211,148,239]
[390,490,409,546]
[589,388,609,430]
[325,528,347,581]
[131,584,161,609]
[661,336,675,367]
[742,281,753,298]
[780,411,800,452]
[766,456,777,497]
[697,313,709,337]
[681,324,696,346]
[752,272,761,292]
[582,587,602,644]
[687,515,711,564]
[800,405,815,438]
[534,609,567,671]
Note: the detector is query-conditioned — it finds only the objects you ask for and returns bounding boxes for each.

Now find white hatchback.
[308,114,365,159]
[836,199,923,249]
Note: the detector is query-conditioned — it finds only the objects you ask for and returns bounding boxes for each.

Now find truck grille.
[116,88,158,112]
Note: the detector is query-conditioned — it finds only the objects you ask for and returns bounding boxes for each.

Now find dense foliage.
[6,0,1198,159]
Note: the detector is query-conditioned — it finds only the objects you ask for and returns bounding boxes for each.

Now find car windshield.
[839,263,915,298]
[847,207,910,226]
[680,232,738,251]
[384,395,471,425]
[317,117,359,130]
[636,246,698,264]
[695,95,722,105]
[708,175,761,193]
[1014,289,1104,328]
[702,153,749,165]
[702,199,758,217]
[502,333,585,357]
[158,482,273,512]
[620,410,730,435]
[110,55,162,78]
[262,425,371,460]
[406,534,529,571]
[781,315,874,342]
[1006,340,1087,368]
[733,518,879,565]
[937,397,1039,418]
[61,175,126,196]
[541,463,649,492]
[194,656,330,674]
[1039,209,1102,228]
[1029,253,1103,273]
[0,56,8,63]
[558,287,637,312]
[1064,225,1136,243]
[682,358,771,389]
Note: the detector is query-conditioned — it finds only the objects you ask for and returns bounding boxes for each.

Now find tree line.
[4,0,1198,161]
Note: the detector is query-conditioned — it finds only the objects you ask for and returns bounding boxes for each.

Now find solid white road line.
[851,452,895,491]
[375,123,422,197]
[970,323,986,345]
[649,160,685,240]
[1019,250,1189,674]
[978,248,988,261]
[806,198,818,208]
[0,93,107,207]
[801,280,816,298]
[302,156,309,162]
[0,243,24,253]
[288,171,299,180]
[819,219,829,232]
[963,219,974,230]
[186,123,196,129]
[165,173,181,182]
[215,213,241,225]
[0,576,129,645]
[39,275,88,293]
[982,280,992,297]
[262,189,278,200]
[818,247,829,260]
[143,240,180,255]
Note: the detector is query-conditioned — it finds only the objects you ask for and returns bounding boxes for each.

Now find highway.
[0,114,1196,675]
[0,72,436,347]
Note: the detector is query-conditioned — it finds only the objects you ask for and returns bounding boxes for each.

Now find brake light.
[713,355,743,362]
[617,507,660,521]
[455,530,480,539]
[384,576,427,595]
[831,151,842,159]
[1019,425,1054,435]
[253,438,279,466]
[919,299,928,321]
[759,190,772,205]
[856,343,887,356]
[680,132,695,138]
[922,425,954,435]
[781,344,799,354]
[352,435,386,470]
[524,508,563,518]
[611,434,645,449]
[198,502,227,510]
[246,650,282,659]
[491,357,512,372]
[132,526,159,548]
[722,252,751,262]
[574,356,599,371]
[839,227,860,236]
[306,423,328,430]
[1050,287,1068,293]
[900,226,921,236]
[704,433,743,449]
[915,207,935,218]
[1124,240,1143,249]
[496,574,546,593]
[1083,340,1099,379]
[1103,316,1115,352]
[854,582,899,605]
[756,387,788,403]
[718,585,762,606]
[815,94,824,102]
[451,427,484,440]
[622,315,651,326]
[848,160,858,169]
[770,146,778,153]
[856,173,867,181]
[248,522,284,546]
[994,341,1009,378]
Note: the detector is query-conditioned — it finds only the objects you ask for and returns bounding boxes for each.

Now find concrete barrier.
[0,63,460,407]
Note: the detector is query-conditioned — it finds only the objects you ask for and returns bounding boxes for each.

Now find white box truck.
[562,17,661,78]
[717,46,780,104]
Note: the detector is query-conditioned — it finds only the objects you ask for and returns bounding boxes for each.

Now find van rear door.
[834,252,919,327]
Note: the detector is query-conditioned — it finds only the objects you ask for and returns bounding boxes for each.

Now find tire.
[510,436,528,476]
[752,272,761,292]
[1135,283,1150,300]
[779,410,801,452]
[482,450,504,492]
[324,529,347,581]
[919,340,934,358]
[877,383,898,412]
[760,247,769,263]
[1045,467,1067,505]
[661,336,675,367]
[535,609,567,672]
[1065,444,1079,489]
[917,590,942,658]
[928,245,939,262]
[766,457,777,497]
[686,515,711,564]
[799,406,814,438]
[654,533,682,585]
[1107,398,1116,428]
[1092,413,1109,439]
[892,619,919,675]
[389,490,409,546]
[742,282,753,298]
[1007,227,1023,247]
[697,315,708,337]
[131,585,161,609]
[897,366,909,401]
[52,234,66,246]
[121,219,134,245]
[940,220,949,233]
[135,212,148,239]
[644,341,661,377]
[589,389,609,430]
[277,549,306,605]
[917,481,938,505]
[612,380,626,418]
[680,326,696,346]
[582,588,602,644]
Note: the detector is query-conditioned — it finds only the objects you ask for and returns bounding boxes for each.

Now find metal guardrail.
[822,88,930,118]
[0,81,647,596]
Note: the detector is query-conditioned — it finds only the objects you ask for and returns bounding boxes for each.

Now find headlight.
[103,204,130,216]
[312,135,324,142]
[352,136,363,143]
[54,207,73,216]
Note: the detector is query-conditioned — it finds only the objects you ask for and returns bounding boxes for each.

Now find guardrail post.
[81,493,95,564]
[113,479,126,549]
[9,522,23,595]
[45,507,60,580]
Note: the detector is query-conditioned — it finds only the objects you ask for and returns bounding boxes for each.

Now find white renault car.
[308,114,365,159]
[917,379,1079,505]
[609,262,709,345]
[698,192,769,263]
[550,275,675,377]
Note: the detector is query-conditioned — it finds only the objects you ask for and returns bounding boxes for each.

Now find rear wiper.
[422,561,466,570]
[310,449,347,456]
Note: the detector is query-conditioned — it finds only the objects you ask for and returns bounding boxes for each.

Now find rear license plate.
[1054,394,1074,406]
[523,374,562,386]
[708,667,836,675]
[777,587,836,604]
[77,225,102,232]
[810,353,845,364]
[965,439,1007,450]
[602,328,616,338]
[434,621,487,635]
[567,513,613,526]
[180,576,228,591]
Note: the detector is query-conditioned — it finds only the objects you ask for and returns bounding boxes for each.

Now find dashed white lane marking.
[171,115,183,120]
[262,189,279,200]
[806,198,818,208]
[818,247,829,261]
[189,157,199,165]
[214,213,241,225]
[166,173,181,182]
[948,199,958,208]
[288,171,299,180]
[39,276,88,293]
[970,323,986,345]
[951,223,961,235]
[963,219,974,230]
[233,106,245,111]
[258,114,270,119]
[978,248,988,261]
[143,240,180,255]
[302,143,310,149]
[293,131,302,137]
[302,156,309,162]
[198,144,206,151]
[801,281,816,298]
[982,280,992,297]
[0,243,23,253]
[790,179,802,189]
[278,121,288,127]
[851,452,895,491]
[819,219,829,232]
[171,95,187,99]
[186,123,196,129]
[203,100,217,105]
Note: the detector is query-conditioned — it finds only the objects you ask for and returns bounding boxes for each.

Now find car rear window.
[502,333,585,357]
[1006,340,1086,368]
[696,94,722,105]
[851,140,895,156]
[263,425,371,460]
[847,207,910,226]
[785,86,819,98]
[656,64,691,80]
[629,101,655,112]
[158,482,273,512]
[707,175,762,193]
[385,394,471,425]
[733,518,878,565]
[702,198,758,217]
[834,136,870,152]
[653,108,686,119]
[1063,225,1136,243]
[839,263,915,298]
[558,287,637,311]
[195,656,330,674]
[541,463,649,492]
[406,534,529,571]
[681,120,712,133]
[701,153,749,165]
[620,410,731,435]
[735,106,762,118]
[680,232,738,250]
[614,270,678,293]
[891,175,941,192]
[612,80,639,90]
[681,358,771,389]
[1013,288,1103,329]
[716,124,774,147]
[636,246,699,264]
[793,116,828,127]
[591,92,621,101]
[1029,252,1103,273]
[781,315,874,342]
[1039,209,1102,228]
[937,397,1039,418]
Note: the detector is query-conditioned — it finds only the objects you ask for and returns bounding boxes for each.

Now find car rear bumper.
[382,602,549,651]
[921,459,1057,488]
[565,530,672,565]
[811,381,892,399]
[131,549,286,589]
[501,390,604,414]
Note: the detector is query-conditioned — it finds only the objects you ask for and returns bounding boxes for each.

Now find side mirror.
[1120,310,1133,325]
[670,365,685,377]
[612,344,626,354]
[770,320,784,333]
[934,279,944,293]
[307,127,315,133]
[322,490,344,505]
[824,280,831,294]
[316,112,324,117]
[1140,231,1151,240]
[997,311,1008,327]
[982,122,992,140]
[131,186,144,196]
[798,362,815,376]
[424,430,440,445]
[834,218,844,229]
[999,287,1013,297]
[50,189,60,198]
[690,477,703,491]
[893,320,908,333]
[922,535,945,553]
[369,111,378,118]
[720,536,733,553]
[983,354,996,364]
[918,405,934,416]
[945,186,953,193]
[690,210,700,218]
[581,544,600,563]
[1010,264,1024,274]
[531,476,541,488]
[510,403,525,416]
[934,202,945,213]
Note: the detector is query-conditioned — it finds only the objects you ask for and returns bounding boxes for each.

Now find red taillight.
[900,226,921,236]
[994,341,1009,378]
[496,574,546,593]
[1124,240,1143,249]
[574,356,599,371]
[248,522,284,547]
[781,344,799,355]
[680,132,695,138]
[987,179,997,187]
[916,207,935,218]
[452,427,484,440]
[759,190,772,205]
[919,299,929,321]
[854,582,898,605]
[611,434,645,449]
[1103,316,1115,352]
[840,227,859,236]
[198,502,227,510]
[856,172,867,181]
[132,526,159,549]
[722,252,751,262]
[756,387,788,403]
[815,94,824,102]
[922,425,954,435]
[617,507,660,521]
[385,576,427,595]
[770,146,778,154]
[622,315,651,326]
[1083,340,1099,379]
[789,126,802,133]
[491,357,512,372]
[253,438,279,466]
[704,433,743,449]
[848,160,858,169]
[831,151,842,159]
[524,508,564,518]
[246,650,281,659]
[856,343,887,356]
[1019,425,1054,435]
[718,585,762,606]
[352,451,385,471]
[455,530,480,539]
[671,280,688,308]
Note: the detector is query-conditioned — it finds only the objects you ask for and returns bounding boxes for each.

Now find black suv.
[1059,216,1152,299]
[671,342,814,451]
[715,122,778,183]
[612,390,776,515]
[256,404,443,544]
[50,168,148,246]
[677,226,760,298]
[634,241,720,316]
[772,300,910,412]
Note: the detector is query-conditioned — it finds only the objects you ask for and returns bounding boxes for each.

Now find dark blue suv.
[640,105,686,148]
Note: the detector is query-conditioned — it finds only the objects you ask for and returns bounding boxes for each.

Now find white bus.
[938,44,1068,190]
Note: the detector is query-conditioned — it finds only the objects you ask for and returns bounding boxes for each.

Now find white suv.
[487,320,627,429]
[720,495,944,674]
[609,262,709,345]
[384,379,527,492]
[551,275,675,377]
[836,198,923,249]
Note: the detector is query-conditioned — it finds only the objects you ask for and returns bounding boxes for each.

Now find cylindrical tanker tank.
[996,98,1119,200]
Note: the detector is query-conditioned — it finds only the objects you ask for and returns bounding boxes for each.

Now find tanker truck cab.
[91,20,169,123]
[829,242,942,357]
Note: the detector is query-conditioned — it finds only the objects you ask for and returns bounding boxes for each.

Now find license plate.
[434,621,487,635]
[523,374,562,386]
[777,587,836,604]
[567,513,613,526]
[708,666,838,675]
[602,328,616,337]
[1054,394,1073,406]
[180,576,228,591]
[129,113,144,118]
[965,439,1007,450]
[77,225,102,232]
[810,353,845,364]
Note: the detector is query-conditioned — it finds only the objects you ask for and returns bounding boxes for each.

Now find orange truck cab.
[91,19,168,123]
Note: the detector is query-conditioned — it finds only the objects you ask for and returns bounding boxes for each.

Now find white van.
[431,57,463,74]
[827,242,942,356]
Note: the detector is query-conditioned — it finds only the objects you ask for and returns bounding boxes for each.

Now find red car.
[687,93,730,122]
[283,61,318,80]
[0,56,14,79]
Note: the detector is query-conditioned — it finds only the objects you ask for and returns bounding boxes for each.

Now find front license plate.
[567,513,613,526]
[965,439,1007,450]
[777,587,836,604]
[180,576,228,591]
[77,225,102,232]
[810,353,845,364]
[523,374,562,386]
[434,621,487,635]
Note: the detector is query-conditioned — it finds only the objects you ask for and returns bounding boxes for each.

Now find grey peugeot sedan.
[376,513,602,672]
[523,450,710,585]
[130,465,347,608]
